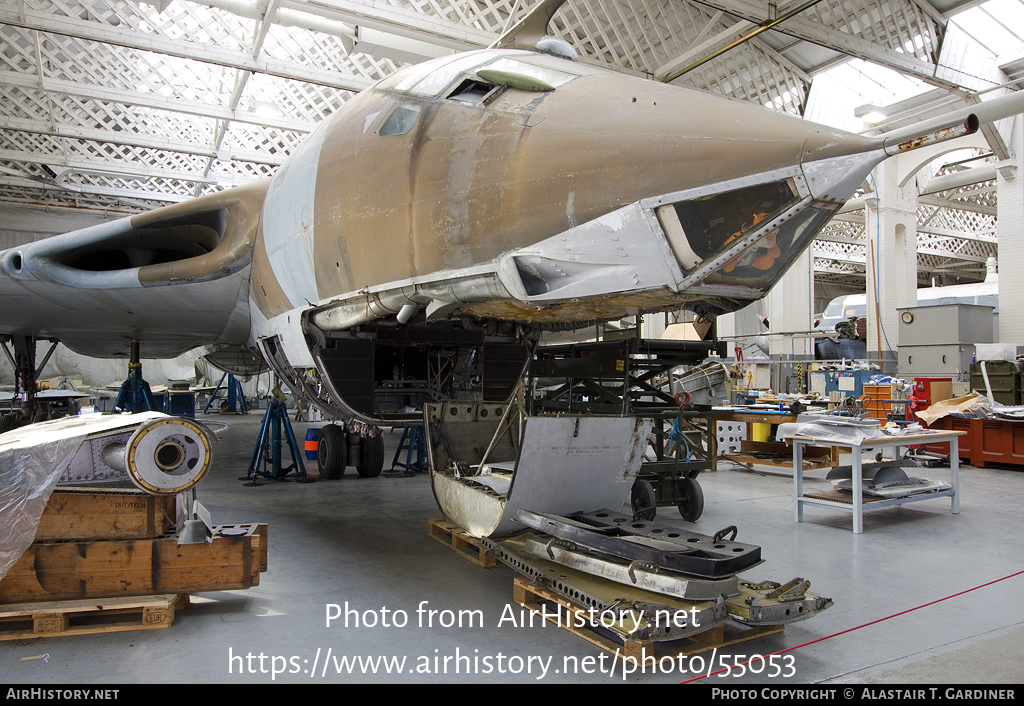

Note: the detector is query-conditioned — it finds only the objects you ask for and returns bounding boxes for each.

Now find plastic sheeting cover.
[776,419,886,445]
[0,412,167,582]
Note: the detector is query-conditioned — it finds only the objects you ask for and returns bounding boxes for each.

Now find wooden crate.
[0,594,187,641]
[34,491,176,541]
[0,524,267,604]
[513,577,782,665]
[427,517,497,568]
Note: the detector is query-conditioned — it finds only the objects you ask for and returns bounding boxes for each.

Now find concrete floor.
[3,413,1023,684]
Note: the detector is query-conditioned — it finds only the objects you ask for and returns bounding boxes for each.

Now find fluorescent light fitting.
[250,100,284,119]
[854,104,887,124]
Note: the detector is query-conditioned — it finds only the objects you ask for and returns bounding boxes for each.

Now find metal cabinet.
[897,304,994,346]
[898,344,974,380]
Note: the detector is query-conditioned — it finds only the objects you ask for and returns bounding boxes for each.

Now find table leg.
[794,440,804,523]
[951,436,960,515]
[852,445,863,534]
[710,421,718,473]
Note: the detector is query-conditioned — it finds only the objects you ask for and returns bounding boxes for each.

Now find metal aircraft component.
[666,361,729,407]
[483,534,729,642]
[514,509,762,579]
[0,412,217,581]
[521,536,741,601]
[425,403,651,538]
[121,417,214,495]
[726,580,834,625]
[54,414,215,495]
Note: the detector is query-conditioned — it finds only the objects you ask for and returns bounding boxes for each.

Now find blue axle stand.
[242,398,312,484]
[204,373,250,414]
[391,426,426,472]
[114,340,157,413]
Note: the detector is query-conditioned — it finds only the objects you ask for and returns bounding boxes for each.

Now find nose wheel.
[316,424,385,479]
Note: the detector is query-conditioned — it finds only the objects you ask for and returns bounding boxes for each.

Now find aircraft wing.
[0,180,268,358]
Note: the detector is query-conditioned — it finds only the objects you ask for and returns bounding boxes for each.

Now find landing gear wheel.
[676,477,704,521]
[317,424,347,479]
[356,432,384,478]
[631,479,657,521]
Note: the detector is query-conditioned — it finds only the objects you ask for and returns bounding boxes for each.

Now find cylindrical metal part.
[346,432,362,466]
[123,417,214,495]
[882,115,979,157]
[99,441,128,473]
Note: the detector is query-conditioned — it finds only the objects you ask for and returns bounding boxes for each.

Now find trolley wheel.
[630,479,657,521]
[356,432,385,478]
[317,424,347,479]
[676,476,704,522]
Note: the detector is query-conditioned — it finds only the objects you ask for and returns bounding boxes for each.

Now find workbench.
[711,408,838,472]
[791,430,965,534]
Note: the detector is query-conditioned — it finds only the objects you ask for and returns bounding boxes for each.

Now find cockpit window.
[447,78,498,104]
[396,50,506,96]
[475,57,577,91]
[379,104,421,136]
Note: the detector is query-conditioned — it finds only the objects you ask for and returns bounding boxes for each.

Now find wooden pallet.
[513,577,783,664]
[427,517,497,568]
[0,594,187,641]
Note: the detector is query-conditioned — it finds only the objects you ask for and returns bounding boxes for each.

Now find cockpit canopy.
[383,49,598,98]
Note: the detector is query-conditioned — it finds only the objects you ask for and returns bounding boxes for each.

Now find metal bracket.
[626,560,659,584]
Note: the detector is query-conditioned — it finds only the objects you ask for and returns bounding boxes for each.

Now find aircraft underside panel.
[312,329,533,422]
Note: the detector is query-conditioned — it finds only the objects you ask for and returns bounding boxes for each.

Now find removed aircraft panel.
[425,401,650,538]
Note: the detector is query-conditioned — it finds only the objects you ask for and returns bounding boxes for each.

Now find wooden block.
[33,613,69,635]
[35,492,176,541]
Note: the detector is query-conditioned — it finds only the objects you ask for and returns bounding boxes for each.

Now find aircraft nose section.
[801,147,886,205]
[798,111,980,205]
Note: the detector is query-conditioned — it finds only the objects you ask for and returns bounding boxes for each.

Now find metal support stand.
[115,339,157,413]
[242,398,312,485]
[204,373,250,414]
[528,338,715,521]
[391,425,426,472]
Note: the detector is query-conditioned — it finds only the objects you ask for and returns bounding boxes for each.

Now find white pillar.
[767,248,814,357]
[864,156,918,365]
[998,118,1024,344]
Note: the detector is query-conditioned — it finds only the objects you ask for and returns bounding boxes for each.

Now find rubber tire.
[317,424,347,479]
[676,476,704,522]
[356,432,385,478]
[630,479,657,521]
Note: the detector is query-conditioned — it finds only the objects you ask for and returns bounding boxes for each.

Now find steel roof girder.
[0,6,374,93]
